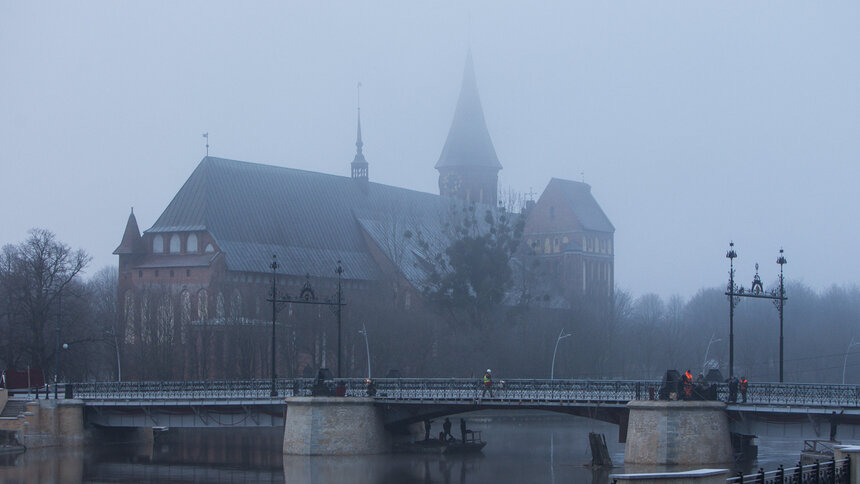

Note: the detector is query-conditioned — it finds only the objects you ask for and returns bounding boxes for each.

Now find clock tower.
[436,51,501,205]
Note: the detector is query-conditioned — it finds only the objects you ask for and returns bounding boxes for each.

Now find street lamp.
[703,333,722,376]
[358,323,371,379]
[551,328,572,379]
[842,336,860,384]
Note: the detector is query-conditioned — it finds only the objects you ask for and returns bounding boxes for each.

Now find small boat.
[394,431,486,454]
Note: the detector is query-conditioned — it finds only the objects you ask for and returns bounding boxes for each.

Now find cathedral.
[114,53,614,379]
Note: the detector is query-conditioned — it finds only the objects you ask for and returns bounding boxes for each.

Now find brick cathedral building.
[114,53,614,380]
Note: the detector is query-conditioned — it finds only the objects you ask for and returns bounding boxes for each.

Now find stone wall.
[625,400,732,466]
[283,397,389,455]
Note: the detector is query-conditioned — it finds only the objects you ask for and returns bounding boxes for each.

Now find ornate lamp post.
[358,323,370,379]
[725,243,788,382]
[551,328,572,379]
[267,255,347,396]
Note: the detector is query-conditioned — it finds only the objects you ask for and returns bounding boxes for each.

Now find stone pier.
[625,400,732,467]
[0,399,84,449]
[283,397,389,455]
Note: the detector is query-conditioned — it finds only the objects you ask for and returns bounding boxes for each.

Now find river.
[0,411,847,483]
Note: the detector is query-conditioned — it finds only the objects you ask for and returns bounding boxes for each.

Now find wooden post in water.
[589,432,612,467]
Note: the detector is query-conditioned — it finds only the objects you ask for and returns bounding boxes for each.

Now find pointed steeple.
[435,50,501,170]
[351,82,369,181]
[114,208,143,254]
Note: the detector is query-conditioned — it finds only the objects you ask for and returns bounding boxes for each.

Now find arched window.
[157,294,174,343]
[124,291,136,344]
[187,233,198,253]
[180,290,191,344]
[169,234,181,254]
[197,289,209,321]
[140,295,150,344]
[153,235,164,254]
[216,292,225,319]
[230,289,242,320]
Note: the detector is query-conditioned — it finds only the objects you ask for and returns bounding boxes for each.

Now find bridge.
[60,378,860,436]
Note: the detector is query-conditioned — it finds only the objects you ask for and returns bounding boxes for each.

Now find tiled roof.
[146,157,454,281]
[552,179,615,233]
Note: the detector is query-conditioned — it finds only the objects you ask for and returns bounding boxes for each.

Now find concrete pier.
[610,469,729,484]
[283,397,389,455]
[625,400,732,467]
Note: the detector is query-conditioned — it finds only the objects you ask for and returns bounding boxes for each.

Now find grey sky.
[2,2,858,299]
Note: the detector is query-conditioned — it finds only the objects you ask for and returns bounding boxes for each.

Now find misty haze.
[1,2,859,483]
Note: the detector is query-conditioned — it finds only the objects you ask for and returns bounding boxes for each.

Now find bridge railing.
[68,378,860,408]
[725,458,849,484]
[73,379,314,400]
[369,378,656,403]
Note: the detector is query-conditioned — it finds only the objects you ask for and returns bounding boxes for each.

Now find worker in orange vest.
[739,377,748,403]
[682,370,694,400]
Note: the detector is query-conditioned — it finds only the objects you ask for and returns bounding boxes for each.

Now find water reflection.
[0,413,843,483]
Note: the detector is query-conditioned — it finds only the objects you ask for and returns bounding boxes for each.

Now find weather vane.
[202,132,209,157]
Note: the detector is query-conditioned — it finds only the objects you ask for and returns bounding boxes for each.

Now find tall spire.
[114,207,143,254]
[435,50,501,170]
[351,82,369,181]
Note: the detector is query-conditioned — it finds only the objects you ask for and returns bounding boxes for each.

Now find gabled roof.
[549,178,615,233]
[435,51,502,171]
[114,210,142,254]
[146,157,454,281]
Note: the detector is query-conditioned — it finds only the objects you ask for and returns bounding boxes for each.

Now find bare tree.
[0,229,90,373]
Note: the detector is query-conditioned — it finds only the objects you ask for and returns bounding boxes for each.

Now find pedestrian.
[424,419,432,441]
[727,376,739,403]
[682,369,693,400]
[739,376,748,403]
[443,418,452,442]
[482,369,494,398]
[460,418,467,443]
[365,378,376,397]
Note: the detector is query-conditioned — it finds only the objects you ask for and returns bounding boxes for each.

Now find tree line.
[2,228,859,384]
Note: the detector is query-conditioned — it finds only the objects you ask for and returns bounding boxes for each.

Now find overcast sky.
[2,2,858,300]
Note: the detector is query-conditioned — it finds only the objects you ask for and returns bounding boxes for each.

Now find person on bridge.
[424,419,432,441]
[482,369,494,398]
[682,370,693,400]
[740,376,748,403]
[727,376,739,403]
[443,418,453,441]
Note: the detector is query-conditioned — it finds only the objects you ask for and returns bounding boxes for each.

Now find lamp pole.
[726,243,737,380]
[55,289,62,399]
[270,256,278,397]
[551,328,572,379]
[842,336,860,384]
[358,323,370,379]
[776,249,787,382]
[336,261,343,378]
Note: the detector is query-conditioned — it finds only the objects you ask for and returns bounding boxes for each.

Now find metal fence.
[725,458,849,484]
[65,378,860,408]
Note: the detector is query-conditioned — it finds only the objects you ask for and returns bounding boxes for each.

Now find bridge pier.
[625,401,732,468]
[283,397,389,455]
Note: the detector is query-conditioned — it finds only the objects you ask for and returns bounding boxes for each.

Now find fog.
[2,2,859,299]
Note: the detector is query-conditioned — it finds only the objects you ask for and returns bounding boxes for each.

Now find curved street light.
[703,333,722,376]
[843,336,860,384]
[358,323,371,379]
[551,328,572,380]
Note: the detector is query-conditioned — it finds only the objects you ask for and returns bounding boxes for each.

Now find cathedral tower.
[436,51,501,206]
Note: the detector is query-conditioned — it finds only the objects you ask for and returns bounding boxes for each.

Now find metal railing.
[726,458,849,484]
[65,378,860,409]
